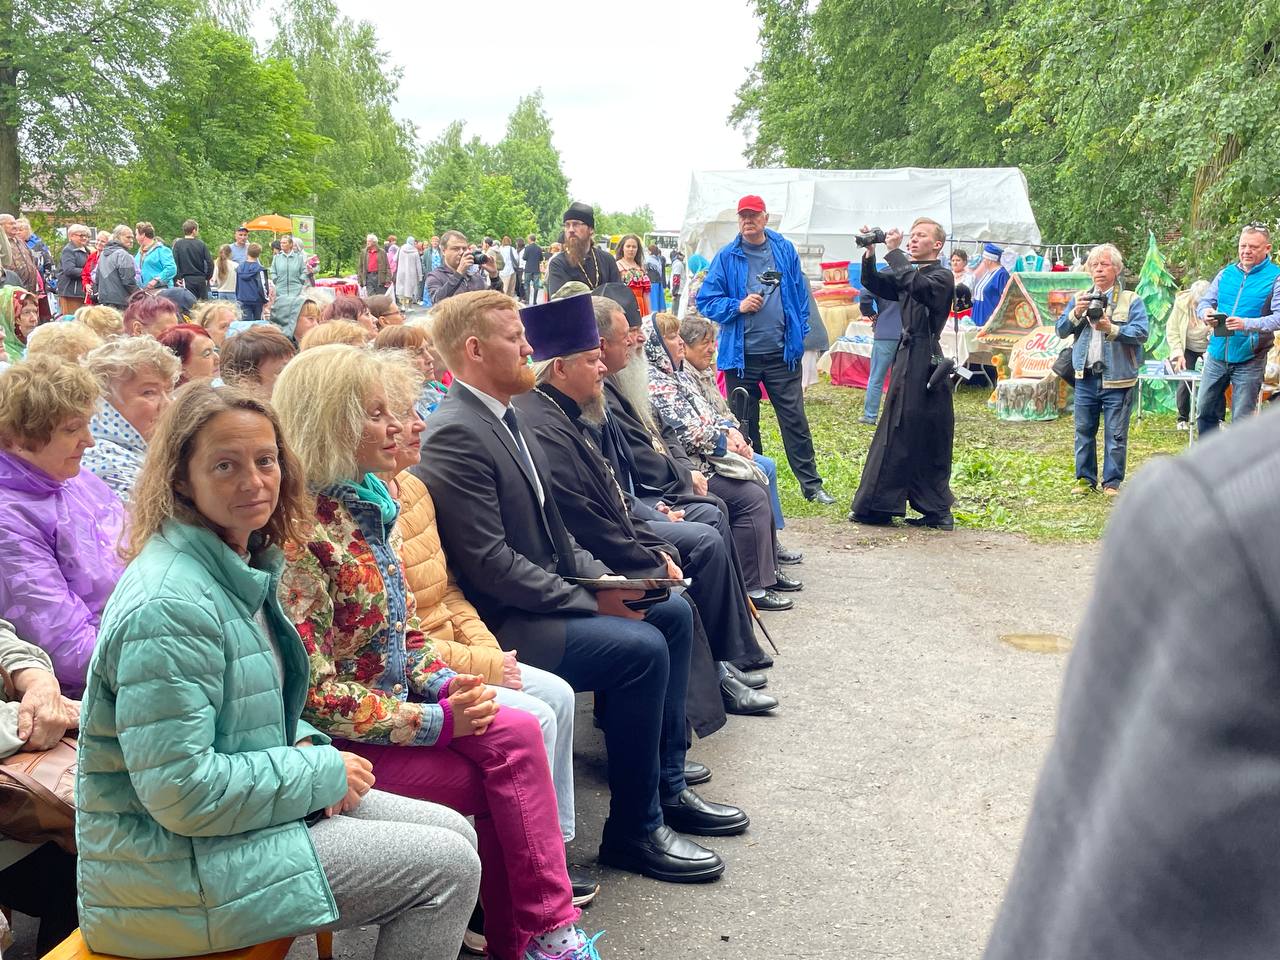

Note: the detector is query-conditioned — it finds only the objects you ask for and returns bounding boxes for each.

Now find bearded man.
[545,202,620,296]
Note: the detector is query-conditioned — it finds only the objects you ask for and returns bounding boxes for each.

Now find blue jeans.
[753,453,784,529]
[556,594,692,838]
[1196,351,1266,436]
[864,338,897,419]
[214,290,237,301]
[1073,375,1134,488]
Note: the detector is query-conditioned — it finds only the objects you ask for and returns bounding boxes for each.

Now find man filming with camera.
[696,195,835,505]
[1193,223,1280,435]
[1056,244,1149,497]
[424,229,504,304]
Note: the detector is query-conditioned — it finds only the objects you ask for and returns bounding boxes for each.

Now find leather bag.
[0,736,76,852]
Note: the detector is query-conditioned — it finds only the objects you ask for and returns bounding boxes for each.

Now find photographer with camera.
[696,195,835,505]
[848,220,956,529]
[424,230,504,305]
[1056,244,1149,496]
[1193,224,1280,435]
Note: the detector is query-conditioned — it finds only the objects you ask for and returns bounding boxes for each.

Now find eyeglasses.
[1244,221,1271,238]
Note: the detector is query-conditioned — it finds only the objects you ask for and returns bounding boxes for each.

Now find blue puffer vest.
[1207,259,1280,363]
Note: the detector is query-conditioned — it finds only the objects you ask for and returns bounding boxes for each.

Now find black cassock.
[851,249,956,520]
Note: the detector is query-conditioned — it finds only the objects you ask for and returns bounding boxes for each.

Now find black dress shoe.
[721,675,778,715]
[805,486,837,505]
[684,760,712,785]
[599,825,725,883]
[723,661,767,689]
[733,651,773,671]
[661,788,750,837]
[905,513,955,531]
[849,510,896,526]
[752,590,793,612]
[567,859,600,907]
[772,570,803,592]
[776,543,804,565]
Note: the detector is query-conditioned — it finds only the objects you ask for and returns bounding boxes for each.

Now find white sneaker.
[1176,421,1189,431]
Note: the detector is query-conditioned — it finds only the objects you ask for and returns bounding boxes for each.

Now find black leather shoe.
[723,661,767,689]
[752,590,793,612]
[721,675,778,715]
[776,543,804,565]
[905,513,955,531]
[661,788,750,837]
[684,760,712,785]
[567,858,600,906]
[733,651,774,671]
[849,510,896,526]
[772,570,803,592]
[599,825,725,882]
[805,486,837,505]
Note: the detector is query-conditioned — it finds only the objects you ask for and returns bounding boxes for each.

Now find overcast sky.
[309,1,763,229]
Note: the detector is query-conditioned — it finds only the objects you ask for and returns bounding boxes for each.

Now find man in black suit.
[415,290,749,884]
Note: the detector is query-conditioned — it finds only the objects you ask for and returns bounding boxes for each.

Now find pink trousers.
[341,707,577,960]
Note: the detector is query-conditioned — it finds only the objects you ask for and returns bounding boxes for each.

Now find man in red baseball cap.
[695,194,836,508]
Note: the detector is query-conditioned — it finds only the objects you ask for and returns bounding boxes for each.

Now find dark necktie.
[502,407,536,478]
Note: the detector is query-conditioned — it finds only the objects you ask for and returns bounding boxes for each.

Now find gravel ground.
[6,521,1096,960]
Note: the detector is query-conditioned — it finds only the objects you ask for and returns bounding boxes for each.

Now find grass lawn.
[757,379,1188,542]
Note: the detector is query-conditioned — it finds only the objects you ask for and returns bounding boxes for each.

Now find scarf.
[352,472,399,527]
[0,285,27,361]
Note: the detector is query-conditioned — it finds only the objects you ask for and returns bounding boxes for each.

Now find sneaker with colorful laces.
[522,929,605,960]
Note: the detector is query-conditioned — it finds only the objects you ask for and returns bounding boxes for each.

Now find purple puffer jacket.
[0,448,126,696]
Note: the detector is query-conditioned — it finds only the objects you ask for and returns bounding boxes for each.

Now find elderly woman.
[366,294,405,328]
[394,236,423,307]
[679,313,795,557]
[58,223,92,315]
[191,298,238,350]
[75,381,480,960]
[122,291,180,338]
[321,294,378,340]
[376,351,587,902]
[272,233,306,301]
[159,322,220,384]
[274,346,601,960]
[1056,243,1150,496]
[81,230,110,305]
[644,313,799,605]
[23,321,102,363]
[219,325,297,399]
[301,320,368,350]
[374,325,448,419]
[0,356,125,695]
[81,337,180,502]
[74,303,124,339]
[0,617,80,956]
[1,285,41,361]
[271,289,324,343]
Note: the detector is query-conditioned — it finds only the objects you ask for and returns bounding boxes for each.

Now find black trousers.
[724,351,822,493]
[0,842,78,955]
[1177,348,1204,422]
[180,276,209,300]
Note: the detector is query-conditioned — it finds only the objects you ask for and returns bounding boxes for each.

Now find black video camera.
[1084,292,1108,322]
[756,270,782,288]
[470,248,489,266]
[855,228,886,248]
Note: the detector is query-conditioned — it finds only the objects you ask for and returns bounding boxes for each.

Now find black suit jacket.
[414,383,611,669]
[514,386,676,578]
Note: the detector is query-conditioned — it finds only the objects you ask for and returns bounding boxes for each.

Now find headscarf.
[0,285,30,361]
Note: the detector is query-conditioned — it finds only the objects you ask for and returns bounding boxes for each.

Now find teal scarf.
[352,472,399,527]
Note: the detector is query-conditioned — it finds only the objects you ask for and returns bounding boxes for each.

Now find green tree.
[495,92,570,237]
[596,205,656,238]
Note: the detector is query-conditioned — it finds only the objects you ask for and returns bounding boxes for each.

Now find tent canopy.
[680,167,1041,264]
[243,214,294,233]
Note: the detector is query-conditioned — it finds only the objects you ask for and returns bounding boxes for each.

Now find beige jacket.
[1166,285,1211,358]
[0,617,59,870]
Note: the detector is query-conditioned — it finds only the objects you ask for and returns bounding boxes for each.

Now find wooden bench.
[41,931,334,960]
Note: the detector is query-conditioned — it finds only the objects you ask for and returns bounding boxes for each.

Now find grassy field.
[757,379,1187,542]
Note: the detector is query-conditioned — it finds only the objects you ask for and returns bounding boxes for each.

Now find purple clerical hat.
[520,294,600,361]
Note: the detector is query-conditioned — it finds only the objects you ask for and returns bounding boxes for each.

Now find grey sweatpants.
[310,789,481,960]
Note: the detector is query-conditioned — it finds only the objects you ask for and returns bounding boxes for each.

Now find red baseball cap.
[737,195,767,214]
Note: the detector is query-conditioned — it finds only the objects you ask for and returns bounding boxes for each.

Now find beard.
[513,362,537,394]
[608,346,658,434]
[565,233,592,263]
[579,390,607,427]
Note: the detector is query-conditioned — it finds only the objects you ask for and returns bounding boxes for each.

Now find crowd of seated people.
[0,282,803,960]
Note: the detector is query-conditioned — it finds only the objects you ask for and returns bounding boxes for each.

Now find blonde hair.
[85,336,181,395]
[74,304,124,338]
[429,290,517,369]
[910,217,947,244]
[272,345,384,488]
[651,311,681,338]
[299,321,368,351]
[0,354,100,448]
[376,351,425,419]
[1086,243,1124,274]
[126,382,309,561]
[24,322,103,363]
[191,299,241,331]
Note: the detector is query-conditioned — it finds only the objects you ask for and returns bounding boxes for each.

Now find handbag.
[1051,344,1076,383]
[0,736,77,853]
[708,449,770,487]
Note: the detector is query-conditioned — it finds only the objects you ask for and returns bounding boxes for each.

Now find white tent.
[680,167,1040,264]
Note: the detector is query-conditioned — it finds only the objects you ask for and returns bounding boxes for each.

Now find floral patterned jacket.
[280,484,456,747]
[644,320,727,470]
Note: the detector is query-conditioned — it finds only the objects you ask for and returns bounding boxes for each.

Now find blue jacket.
[1196,259,1280,363]
[136,241,176,288]
[696,228,810,372]
[1056,288,1149,388]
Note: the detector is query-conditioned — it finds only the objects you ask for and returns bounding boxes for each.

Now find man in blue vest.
[1195,224,1280,435]
[696,195,835,505]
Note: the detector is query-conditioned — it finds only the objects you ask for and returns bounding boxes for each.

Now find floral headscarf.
[0,285,31,361]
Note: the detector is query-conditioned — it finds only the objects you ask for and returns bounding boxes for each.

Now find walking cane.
[747,598,780,654]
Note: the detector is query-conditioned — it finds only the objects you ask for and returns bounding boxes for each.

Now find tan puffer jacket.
[394,470,506,684]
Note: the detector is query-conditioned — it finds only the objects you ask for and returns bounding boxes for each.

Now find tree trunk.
[0,0,18,213]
